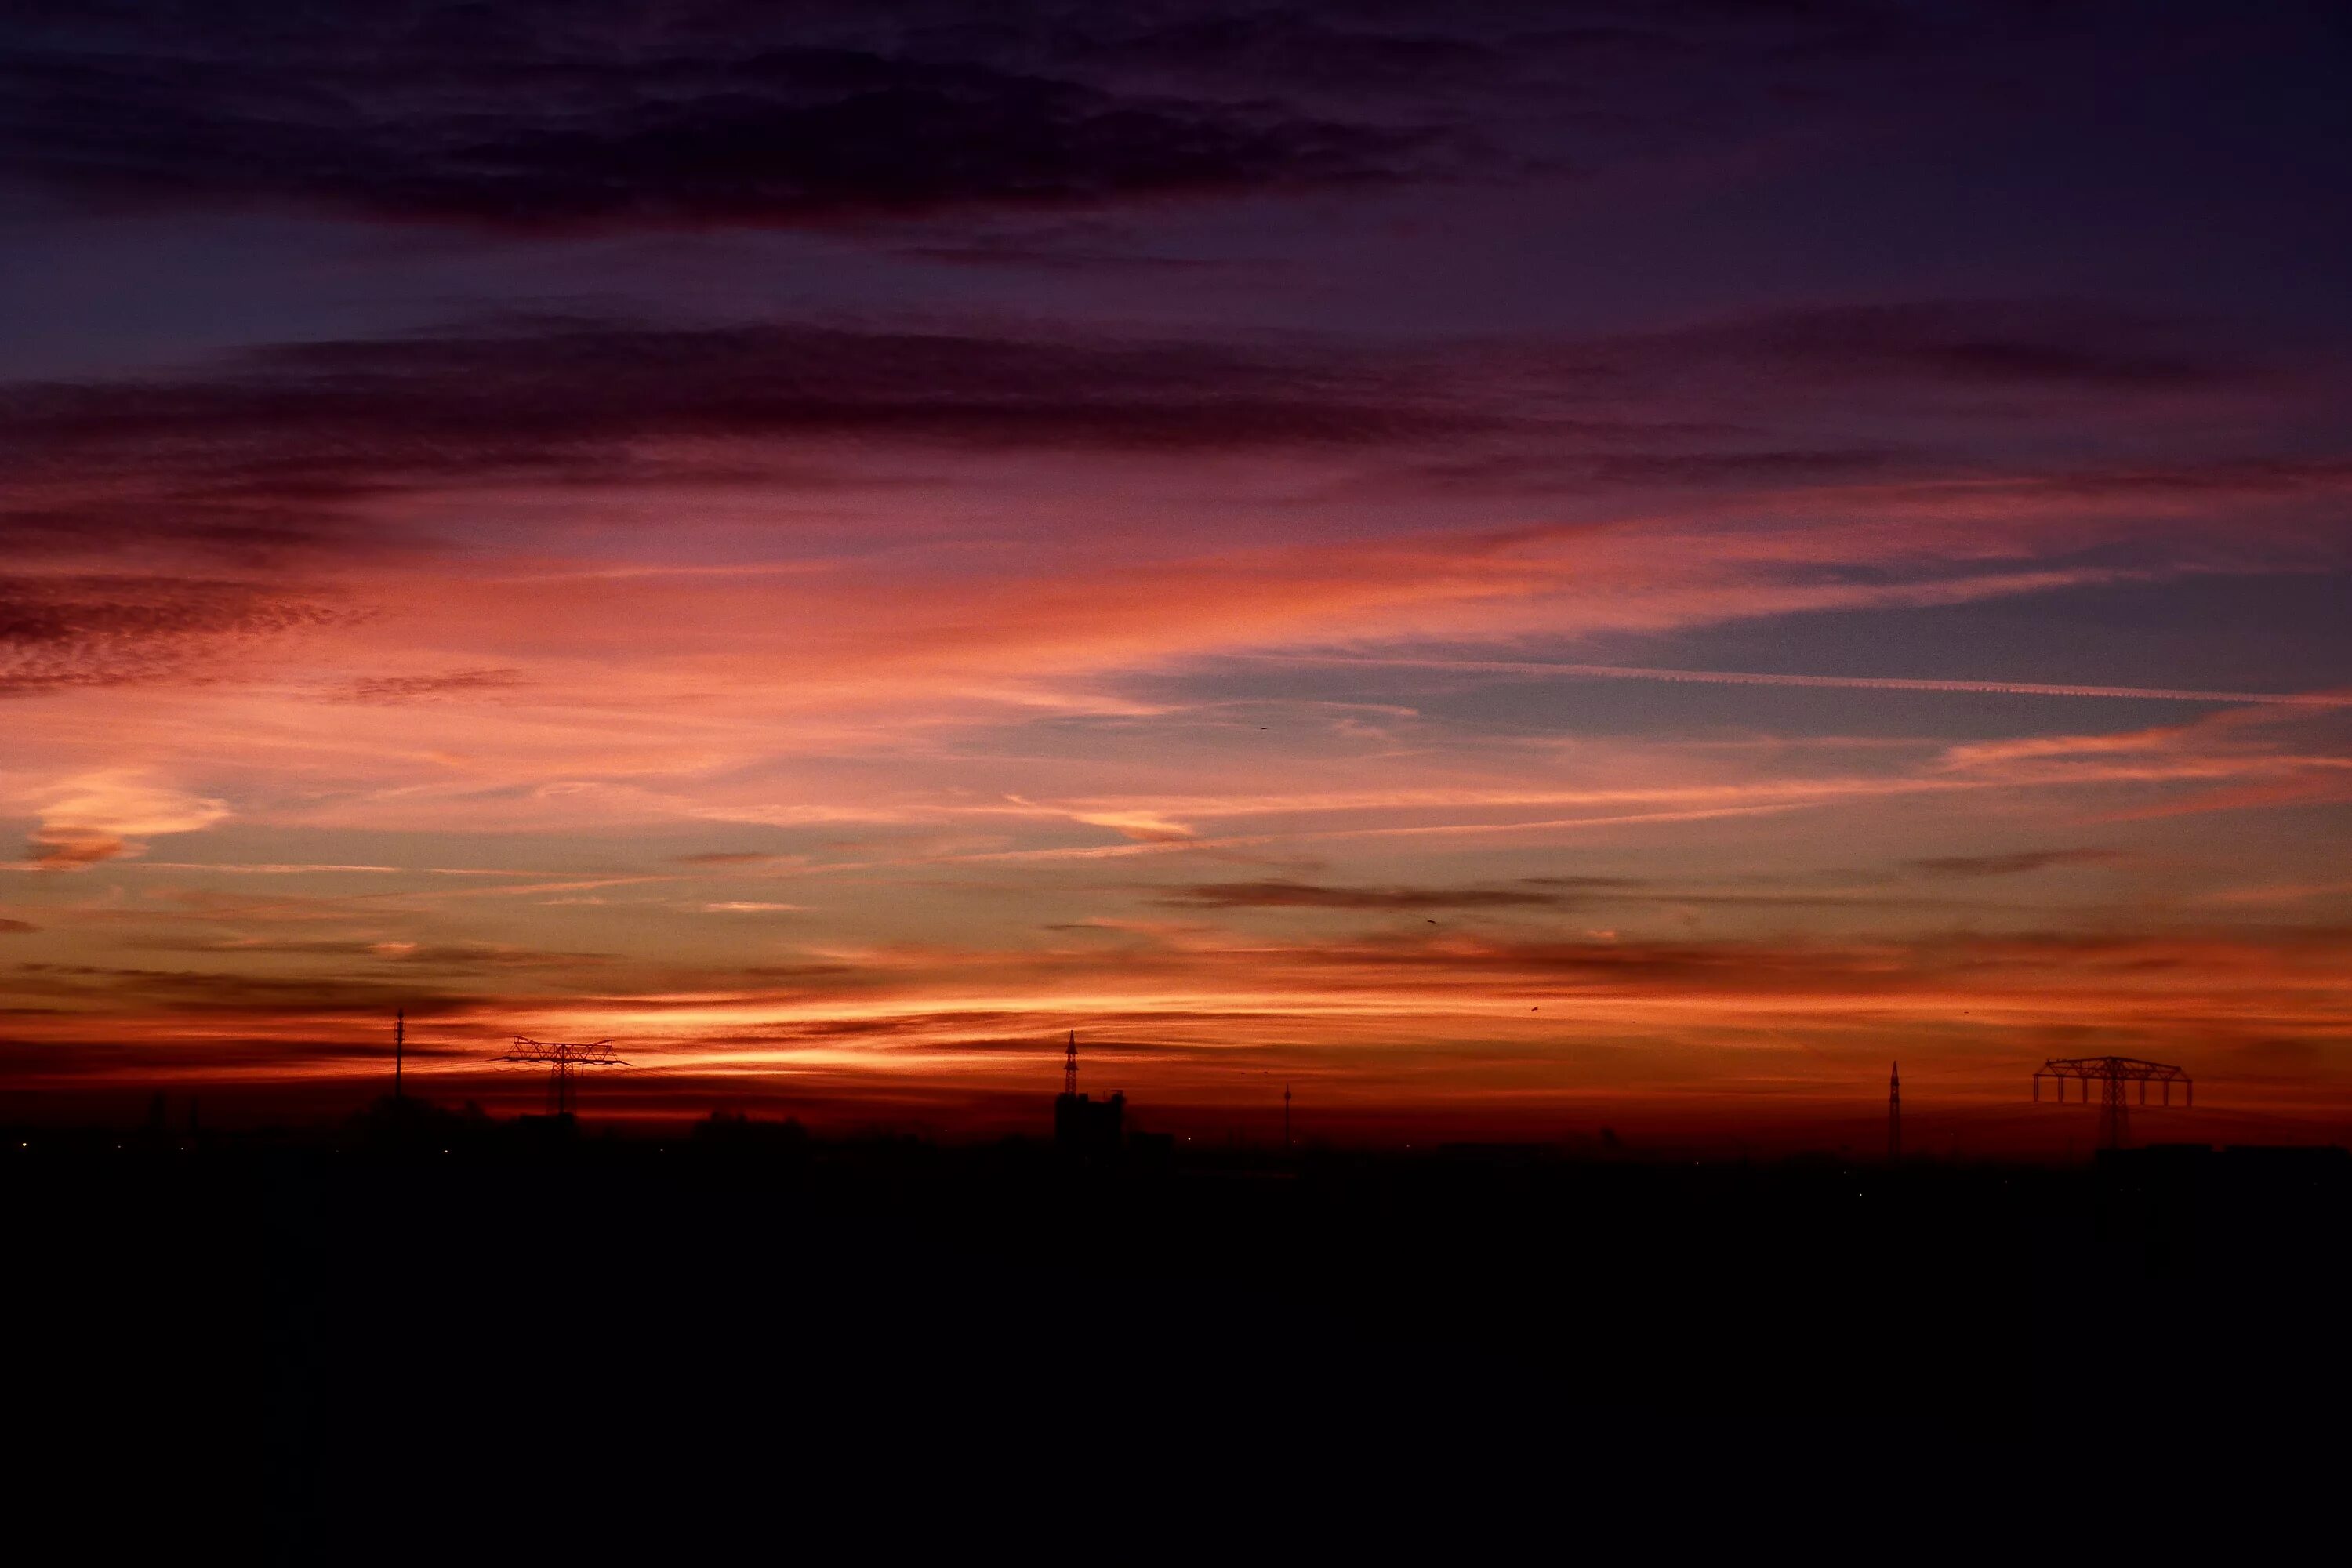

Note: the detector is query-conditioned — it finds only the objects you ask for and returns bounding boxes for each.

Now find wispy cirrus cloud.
[1245,654,2352,709]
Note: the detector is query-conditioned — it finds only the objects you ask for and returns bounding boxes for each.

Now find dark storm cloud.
[0,2,2127,233]
[1906,848,2131,877]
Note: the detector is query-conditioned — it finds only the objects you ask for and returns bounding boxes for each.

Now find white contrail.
[1250,655,2352,708]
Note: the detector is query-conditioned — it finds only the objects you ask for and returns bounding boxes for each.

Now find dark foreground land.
[13,1114,2350,1555]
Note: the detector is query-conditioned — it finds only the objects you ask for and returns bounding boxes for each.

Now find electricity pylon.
[1888,1061,1900,1163]
[500,1037,626,1116]
[2033,1056,2190,1151]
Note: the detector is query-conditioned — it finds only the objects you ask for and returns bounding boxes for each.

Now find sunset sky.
[3,2,2348,1144]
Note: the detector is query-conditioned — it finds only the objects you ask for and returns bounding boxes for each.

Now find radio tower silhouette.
[1283,1083,1292,1149]
[394,1008,405,1101]
[1888,1061,1900,1163]
[1065,1029,1078,1097]
[499,1036,626,1116]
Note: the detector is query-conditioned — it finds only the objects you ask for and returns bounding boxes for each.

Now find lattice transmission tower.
[1888,1061,1900,1163]
[499,1036,627,1116]
[2033,1055,2190,1151]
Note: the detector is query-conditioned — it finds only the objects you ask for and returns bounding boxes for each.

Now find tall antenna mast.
[1283,1083,1292,1149]
[396,1008,405,1101]
[1065,1029,1078,1098]
[1887,1061,1900,1163]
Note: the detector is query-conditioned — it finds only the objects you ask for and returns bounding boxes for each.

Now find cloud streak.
[0,10,1440,230]
[1907,849,2131,877]
[0,575,336,695]
[1253,655,2352,708]
[5,298,2307,566]
[0,2,2126,235]
[1156,879,1567,911]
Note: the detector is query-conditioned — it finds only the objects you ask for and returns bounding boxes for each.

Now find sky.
[2,1,2349,1145]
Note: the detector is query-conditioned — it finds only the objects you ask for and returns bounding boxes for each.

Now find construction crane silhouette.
[2033,1055,2190,1151]
[499,1036,627,1116]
